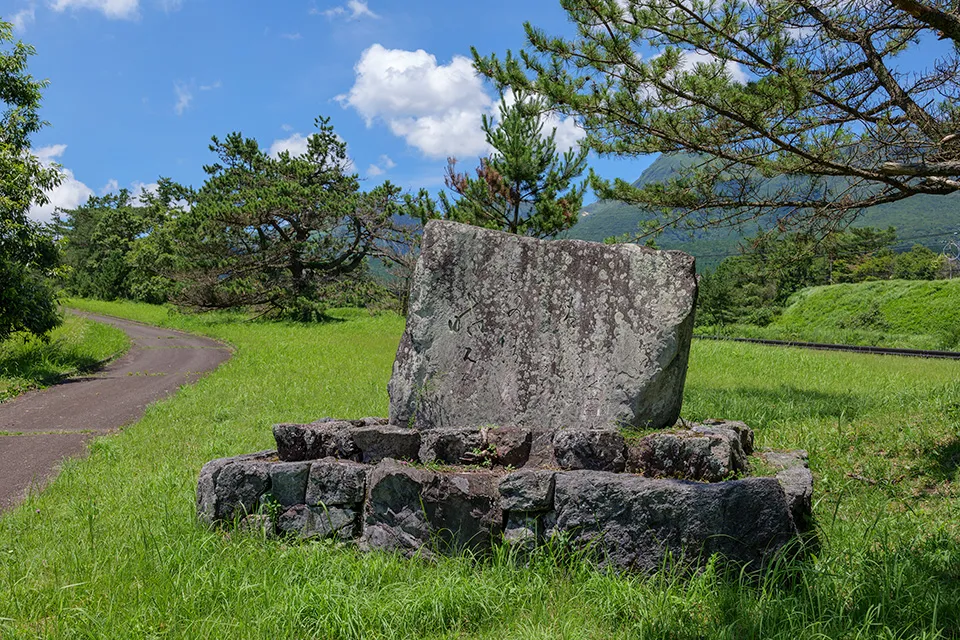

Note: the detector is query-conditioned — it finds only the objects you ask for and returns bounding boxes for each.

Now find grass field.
[0,312,129,402]
[1,298,959,638]
[698,278,960,350]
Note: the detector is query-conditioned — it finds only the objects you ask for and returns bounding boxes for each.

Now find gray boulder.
[196,451,275,524]
[389,220,697,431]
[487,426,532,467]
[626,426,749,482]
[554,429,627,472]
[360,460,502,555]
[305,458,367,507]
[418,427,484,465]
[552,471,799,571]
[273,420,359,462]
[761,450,814,532]
[499,469,555,512]
[351,425,421,463]
[267,461,312,507]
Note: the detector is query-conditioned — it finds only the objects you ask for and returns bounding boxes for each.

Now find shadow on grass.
[924,437,960,482]
[686,384,869,421]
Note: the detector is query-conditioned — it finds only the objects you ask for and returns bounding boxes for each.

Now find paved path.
[0,311,232,510]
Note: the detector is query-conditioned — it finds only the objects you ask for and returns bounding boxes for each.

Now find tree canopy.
[475,0,960,236]
[410,90,589,238]
[170,116,409,320]
[0,20,60,339]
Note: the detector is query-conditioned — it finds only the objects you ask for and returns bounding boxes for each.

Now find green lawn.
[0,312,129,402]
[1,298,958,638]
[697,278,960,350]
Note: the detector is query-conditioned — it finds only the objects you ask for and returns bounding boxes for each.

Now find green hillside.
[700,279,960,350]
[567,154,960,271]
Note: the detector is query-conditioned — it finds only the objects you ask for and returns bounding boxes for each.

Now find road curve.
[0,311,232,511]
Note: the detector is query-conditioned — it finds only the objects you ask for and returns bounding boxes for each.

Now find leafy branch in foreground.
[475,0,960,236]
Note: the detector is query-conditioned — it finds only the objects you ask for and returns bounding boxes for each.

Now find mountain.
[562,154,960,271]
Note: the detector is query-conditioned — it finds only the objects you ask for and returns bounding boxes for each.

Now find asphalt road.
[0,311,232,511]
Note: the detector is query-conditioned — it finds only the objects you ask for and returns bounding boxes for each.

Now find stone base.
[197,419,815,572]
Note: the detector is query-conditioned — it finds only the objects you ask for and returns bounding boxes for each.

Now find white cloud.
[50,0,140,20]
[366,154,395,177]
[130,180,159,202]
[500,89,586,153]
[269,133,310,158]
[99,178,119,195]
[11,5,36,31]
[281,32,301,40]
[174,82,192,115]
[280,123,293,132]
[318,0,377,19]
[338,44,493,159]
[677,50,747,85]
[199,80,221,91]
[28,145,95,223]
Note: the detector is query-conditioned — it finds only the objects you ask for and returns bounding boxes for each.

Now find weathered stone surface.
[305,457,367,506]
[267,461,311,506]
[627,426,749,482]
[360,460,502,554]
[504,512,556,549]
[487,426,532,467]
[388,220,697,431]
[761,450,814,532]
[554,429,627,472]
[351,425,421,463]
[499,470,555,512]
[696,419,755,455]
[419,427,484,465]
[197,451,275,525]
[273,422,328,462]
[552,471,799,571]
[277,504,358,539]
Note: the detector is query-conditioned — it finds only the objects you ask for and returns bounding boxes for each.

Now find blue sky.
[7,0,657,222]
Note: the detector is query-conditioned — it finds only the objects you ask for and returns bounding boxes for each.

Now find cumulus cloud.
[28,145,94,223]
[50,0,140,20]
[366,154,395,177]
[11,5,36,31]
[317,0,377,19]
[269,133,310,158]
[338,44,494,159]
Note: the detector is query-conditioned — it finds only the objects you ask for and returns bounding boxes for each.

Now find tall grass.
[1,299,958,638]
[0,313,129,402]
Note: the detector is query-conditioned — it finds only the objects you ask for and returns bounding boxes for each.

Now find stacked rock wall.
[197,221,815,572]
[197,420,814,570]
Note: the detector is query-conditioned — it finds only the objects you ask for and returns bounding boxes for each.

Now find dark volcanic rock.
[351,425,421,463]
[418,427,484,465]
[487,426,532,467]
[273,420,359,462]
[696,419,755,455]
[554,429,627,472]
[552,471,799,571]
[388,220,697,431]
[196,451,274,524]
[499,469,555,512]
[360,460,502,555]
[305,457,367,507]
[627,426,749,481]
[267,461,312,506]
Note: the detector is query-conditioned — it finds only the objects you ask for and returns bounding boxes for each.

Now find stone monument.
[197,220,814,571]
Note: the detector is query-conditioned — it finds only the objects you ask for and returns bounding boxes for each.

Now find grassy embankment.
[0,313,129,402]
[1,298,959,638]
[697,278,960,350]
